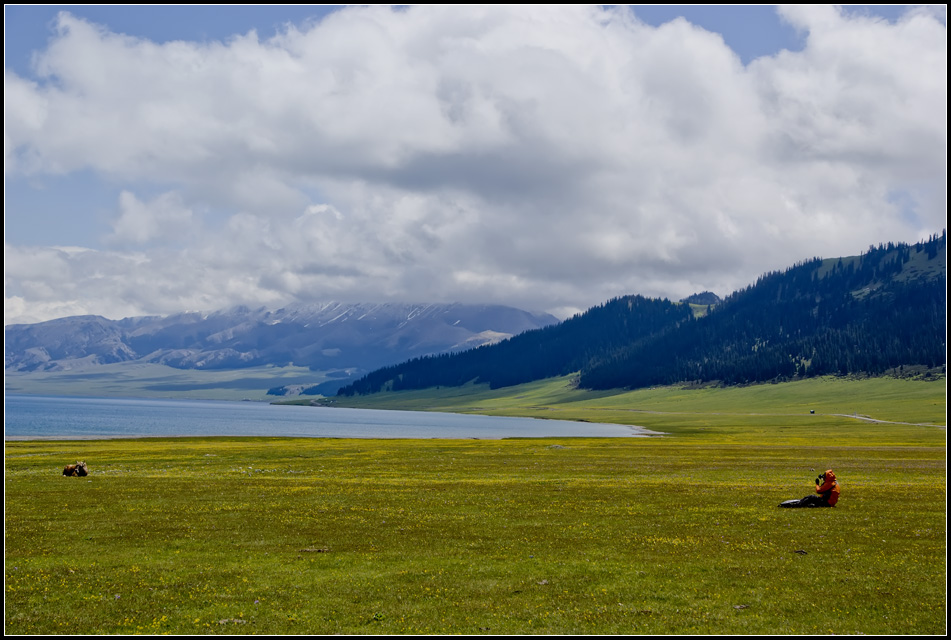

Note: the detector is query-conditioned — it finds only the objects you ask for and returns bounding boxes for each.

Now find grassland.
[316,375,947,441]
[5,376,946,634]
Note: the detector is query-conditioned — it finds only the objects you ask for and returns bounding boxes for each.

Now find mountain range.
[4,302,558,380]
[6,233,945,399]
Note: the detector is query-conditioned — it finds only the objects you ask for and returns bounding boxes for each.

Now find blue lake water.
[3,395,652,439]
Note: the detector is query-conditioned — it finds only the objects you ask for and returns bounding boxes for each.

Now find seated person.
[779,469,840,508]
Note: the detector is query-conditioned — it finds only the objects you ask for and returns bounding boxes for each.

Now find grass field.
[5,376,946,634]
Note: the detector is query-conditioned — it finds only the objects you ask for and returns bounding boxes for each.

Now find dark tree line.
[579,232,946,389]
[339,231,946,396]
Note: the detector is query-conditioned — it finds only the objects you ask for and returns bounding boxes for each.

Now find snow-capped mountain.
[4,302,558,374]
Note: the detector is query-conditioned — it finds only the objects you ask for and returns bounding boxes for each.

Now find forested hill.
[580,232,946,389]
[337,295,694,395]
[339,232,946,396]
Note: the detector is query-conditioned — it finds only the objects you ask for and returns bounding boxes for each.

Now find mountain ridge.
[4,302,559,376]
[338,232,946,396]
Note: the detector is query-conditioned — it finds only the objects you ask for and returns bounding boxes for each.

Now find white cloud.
[107,191,196,246]
[3,6,946,324]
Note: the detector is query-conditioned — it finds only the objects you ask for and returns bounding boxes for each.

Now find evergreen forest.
[338,232,946,396]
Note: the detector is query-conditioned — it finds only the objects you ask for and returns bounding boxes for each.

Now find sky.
[4,5,947,325]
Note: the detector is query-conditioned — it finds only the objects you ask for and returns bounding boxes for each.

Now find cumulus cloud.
[3,5,946,324]
[106,191,197,246]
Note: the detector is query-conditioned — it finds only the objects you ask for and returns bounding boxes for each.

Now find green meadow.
[5,376,946,634]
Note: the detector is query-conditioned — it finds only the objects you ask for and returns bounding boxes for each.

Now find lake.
[3,394,654,439]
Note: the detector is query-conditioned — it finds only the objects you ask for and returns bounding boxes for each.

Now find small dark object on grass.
[63,461,88,477]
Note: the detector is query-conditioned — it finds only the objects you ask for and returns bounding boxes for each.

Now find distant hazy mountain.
[4,302,558,375]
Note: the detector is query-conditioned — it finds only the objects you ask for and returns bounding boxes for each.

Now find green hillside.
[338,232,946,397]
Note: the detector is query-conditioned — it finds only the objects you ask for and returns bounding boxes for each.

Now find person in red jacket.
[815,470,840,506]
[779,469,840,508]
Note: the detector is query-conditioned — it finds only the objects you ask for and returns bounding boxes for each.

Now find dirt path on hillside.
[831,414,946,428]
[569,406,946,428]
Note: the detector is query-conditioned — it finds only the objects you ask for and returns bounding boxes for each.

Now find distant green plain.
[4,362,327,401]
[5,376,946,634]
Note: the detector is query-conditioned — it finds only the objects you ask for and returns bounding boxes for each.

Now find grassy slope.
[5,377,946,634]
[318,375,947,443]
